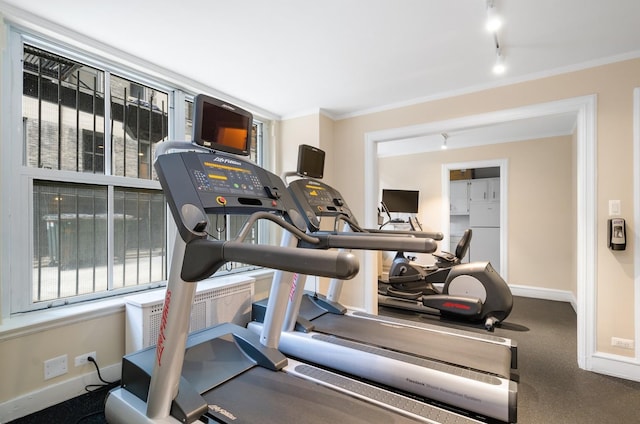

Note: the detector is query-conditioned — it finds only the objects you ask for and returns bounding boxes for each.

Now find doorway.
[364,95,596,371]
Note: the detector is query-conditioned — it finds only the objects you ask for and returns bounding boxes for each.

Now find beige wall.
[277,112,336,184]
[320,58,639,358]
[0,312,124,403]
[277,113,320,176]
[379,135,575,292]
[277,58,640,358]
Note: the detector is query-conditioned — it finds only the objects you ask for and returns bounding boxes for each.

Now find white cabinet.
[469,178,500,273]
[488,178,500,201]
[469,227,500,272]
[469,178,499,202]
[469,202,500,227]
[450,180,469,215]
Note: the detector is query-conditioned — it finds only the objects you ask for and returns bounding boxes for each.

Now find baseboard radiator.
[124,275,255,353]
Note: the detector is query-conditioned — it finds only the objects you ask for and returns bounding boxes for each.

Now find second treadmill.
[250,146,518,423]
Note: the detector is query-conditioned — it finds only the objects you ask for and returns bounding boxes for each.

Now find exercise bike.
[379,228,513,331]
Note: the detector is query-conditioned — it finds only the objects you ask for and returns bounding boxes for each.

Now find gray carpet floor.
[380,296,640,423]
[10,296,640,423]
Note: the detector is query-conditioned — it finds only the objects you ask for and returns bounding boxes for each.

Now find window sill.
[0,269,275,342]
[0,296,128,342]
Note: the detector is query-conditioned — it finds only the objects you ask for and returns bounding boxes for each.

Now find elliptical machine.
[379,228,513,331]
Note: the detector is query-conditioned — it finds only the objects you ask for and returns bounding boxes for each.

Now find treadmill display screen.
[296,144,325,178]
[191,154,264,196]
[301,183,334,209]
[193,94,252,156]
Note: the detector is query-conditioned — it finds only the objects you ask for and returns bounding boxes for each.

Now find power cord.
[73,357,120,424]
[84,356,117,392]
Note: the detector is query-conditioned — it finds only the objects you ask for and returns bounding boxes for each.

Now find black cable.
[83,356,117,392]
[73,357,120,424]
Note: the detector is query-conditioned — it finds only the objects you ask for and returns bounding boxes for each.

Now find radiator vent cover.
[124,275,255,353]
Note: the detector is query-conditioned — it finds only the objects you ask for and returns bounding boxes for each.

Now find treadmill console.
[288,178,355,232]
[155,149,301,240]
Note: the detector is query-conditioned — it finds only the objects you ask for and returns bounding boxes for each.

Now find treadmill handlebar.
[365,228,444,241]
[153,140,211,161]
[182,238,359,282]
[225,242,359,279]
[305,233,438,253]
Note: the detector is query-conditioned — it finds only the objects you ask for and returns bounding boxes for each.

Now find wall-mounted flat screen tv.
[382,189,419,213]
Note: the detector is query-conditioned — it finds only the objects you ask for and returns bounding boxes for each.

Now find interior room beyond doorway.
[449,166,501,273]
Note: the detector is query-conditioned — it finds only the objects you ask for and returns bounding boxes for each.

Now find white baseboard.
[0,363,121,423]
[509,284,578,312]
[509,285,640,382]
[590,352,640,382]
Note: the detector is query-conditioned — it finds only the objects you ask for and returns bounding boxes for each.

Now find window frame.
[1,25,272,317]
[9,32,174,313]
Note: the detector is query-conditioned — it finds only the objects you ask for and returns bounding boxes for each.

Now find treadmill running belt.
[203,367,421,424]
[311,313,512,378]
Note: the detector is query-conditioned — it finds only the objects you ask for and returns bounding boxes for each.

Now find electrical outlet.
[611,337,634,350]
[75,351,96,367]
[44,354,68,380]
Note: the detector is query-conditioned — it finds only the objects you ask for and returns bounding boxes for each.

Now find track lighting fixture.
[486,1,506,75]
[441,133,449,150]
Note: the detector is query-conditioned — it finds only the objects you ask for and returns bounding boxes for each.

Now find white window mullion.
[107,185,115,290]
[169,90,183,141]
[104,70,112,176]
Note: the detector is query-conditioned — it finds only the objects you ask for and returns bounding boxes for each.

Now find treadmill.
[249,146,518,423]
[105,95,483,424]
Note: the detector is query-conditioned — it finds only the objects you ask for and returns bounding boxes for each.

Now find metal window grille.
[33,181,108,301]
[112,187,167,289]
[110,74,168,180]
[23,45,105,172]
[23,45,168,306]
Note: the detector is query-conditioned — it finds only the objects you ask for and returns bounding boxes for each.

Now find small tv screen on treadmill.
[296,144,325,178]
[382,189,419,213]
[193,94,252,156]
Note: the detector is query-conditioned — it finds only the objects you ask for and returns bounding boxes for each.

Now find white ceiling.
[376,112,579,157]
[2,0,639,156]
[3,0,640,121]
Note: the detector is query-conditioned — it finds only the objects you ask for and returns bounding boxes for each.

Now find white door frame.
[442,159,508,281]
[364,95,596,370]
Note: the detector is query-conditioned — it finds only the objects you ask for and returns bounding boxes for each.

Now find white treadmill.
[105,95,484,424]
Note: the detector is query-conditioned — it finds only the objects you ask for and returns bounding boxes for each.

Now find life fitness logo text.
[212,156,242,167]
[156,289,172,367]
[289,273,300,301]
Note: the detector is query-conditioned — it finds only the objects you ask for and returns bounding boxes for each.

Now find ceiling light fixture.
[493,46,506,75]
[485,0,502,32]
[486,0,506,75]
[441,133,449,150]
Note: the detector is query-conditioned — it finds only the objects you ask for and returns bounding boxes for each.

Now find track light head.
[441,133,449,150]
[493,49,506,75]
[486,0,502,32]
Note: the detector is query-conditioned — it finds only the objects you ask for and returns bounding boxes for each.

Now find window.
[4,32,270,315]
[13,42,170,312]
